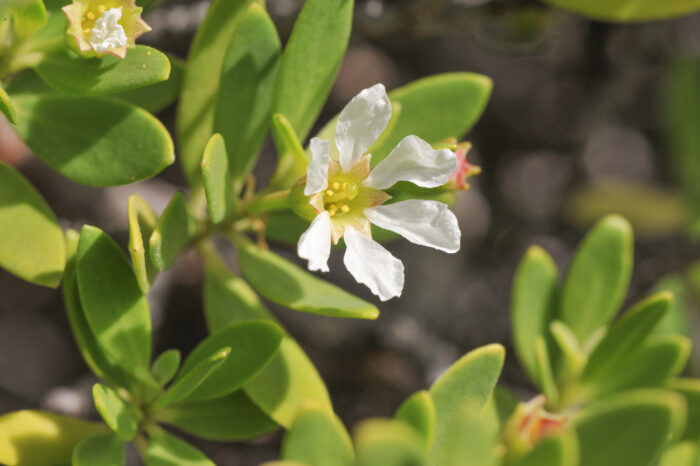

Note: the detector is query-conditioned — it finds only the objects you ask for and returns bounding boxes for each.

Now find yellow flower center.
[323,180,360,218]
[81,4,107,32]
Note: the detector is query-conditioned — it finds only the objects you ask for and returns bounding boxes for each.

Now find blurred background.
[3,0,700,463]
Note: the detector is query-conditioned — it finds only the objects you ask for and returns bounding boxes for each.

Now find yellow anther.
[329,210,336,217]
[87,11,95,19]
[83,28,90,34]
[341,205,350,213]
[329,204,338,211]
[332,182,340,190]
[97,5,105,13]
[325,189,335,197]
[342,182,348,190]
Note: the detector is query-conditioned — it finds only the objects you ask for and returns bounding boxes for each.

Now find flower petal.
[365,200,461,253]
[336,84,392,172]
[305,138,330,195]
[363,135,457,190]
[298,211,332,272]
[343,226,404,301]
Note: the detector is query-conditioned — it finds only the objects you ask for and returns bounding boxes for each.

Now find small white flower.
[89,7,128,54]
[297,84,462,301]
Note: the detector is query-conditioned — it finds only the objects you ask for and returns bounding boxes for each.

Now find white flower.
[89,7,128,54]
[297,84,462,301]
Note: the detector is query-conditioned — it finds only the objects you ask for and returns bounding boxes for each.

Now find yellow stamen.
[87,11,95,20]
[329,210,336,217]
[97,5,105,13]
[330,204,338,212]
[341,205,350,213]
[325,189,334,197]
[83,28,91,34]
[342,182,348,190]
[332,182,340,190]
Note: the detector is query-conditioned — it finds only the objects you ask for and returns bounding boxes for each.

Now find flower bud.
[448,142,481,191]
[503,395,568,461]
[63,0,150,58]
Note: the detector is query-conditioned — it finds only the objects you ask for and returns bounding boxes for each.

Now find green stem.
[241,188,292,215]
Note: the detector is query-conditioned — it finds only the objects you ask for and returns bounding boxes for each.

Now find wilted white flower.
[297,84,461,301]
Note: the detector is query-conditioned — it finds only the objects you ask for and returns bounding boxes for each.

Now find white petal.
[343,226,404,301]
[297,211,332,272]
[363,135,457,190]
[365,200,461,253]
[90,8,127,53]
[336,84,392,172]
[305,138,330,195]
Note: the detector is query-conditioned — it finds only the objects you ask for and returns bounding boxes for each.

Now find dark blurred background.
[3,0,700,463]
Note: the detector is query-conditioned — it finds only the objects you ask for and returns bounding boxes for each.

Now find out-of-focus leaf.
[265,210,309,245]
[149,192,197,271]
[176,0,259,186]
[237,241,379,320]
[0,161,64,287]
[565,182,688,237]
[35,46,170,96]
[269,113,309,187]
[214,3,280,183]
[112,55,185,114]
[63,229,134,389]
[4,0,46,41]
[393,390,436,450]
[11,94,174,187]
[659,441,698,466]
[354,419,429,466]
[92,383,141,441]
[128,194,158,293]
[146,430,214,466]
[204,257,333,427]
[534,336,559,406]
[156,391,278,441]
[654,275,692,337]
[0,410,105,466]
[0,83,17,123]
[549,321,585,379]
[282,406,354,466]
[560,215,633,341]
[582,292,671,383]
[158,348,230,406]
[511,245,558,383]
[669,378,700,440]
[177,321,283,401]
[151,349,181,387]
[271,0,352,144]
[201,134,235,224]
[76,225,152,373]
[542,0,700,22]
[72,432,125,466]
[573,389,686,466]
[513,431,579,466]
[428,344,505,464]
[589,335,691,399]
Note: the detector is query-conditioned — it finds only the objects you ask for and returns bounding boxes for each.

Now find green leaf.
[534,336,559,406]
[513,431,579,466]
[156,391,278,441]
[354,419,429,466]
[92,383,141,441]
[4,0,47,41]
[72,432,125,466]
[151,349,181,387]
[149,192,197,271]
[282,406,354,466]
[560,214,633,341]
[653,275,692,336]
[511,245,559,383]
[11,94,174,187]
[63,229,135,389]
[158,347,230,406]
[214,3,281,183]
[201,134,235,224]
[0,161,64,287]
[549,321,585,379]
[77,225,152,372]
[0,83,17,124]
[269,113,309,187]
[669,378,700,440]
[204,257,333,427]
[660,441,698,466]
[146,430,214,466]
[573,389,686,466]
[439,401,499,466]
[176,0,259,186]
[271,0,353,143]
[114,55,185,114]
[369,73,491,165]
[177,320,283,401]
[35,46,170,96]
[588,334,691,398]
[393,390,436,450]
[541,0,700,22]
[237,241,379,319]
[0,410,105,466]
[582,292,671,383]
[428,344,505,464]
[127,194,158,293]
